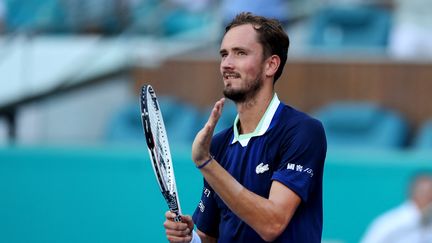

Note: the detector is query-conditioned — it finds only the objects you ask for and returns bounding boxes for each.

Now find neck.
[236,87,274,134]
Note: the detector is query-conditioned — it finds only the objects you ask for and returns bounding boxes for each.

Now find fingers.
[164,211,194,243]
[165,226,191,237]
[165,211,177,221]
[165,210,176,220]
[180,215,195,229]
[207,98,225,128]
[163,222,192,243]
[166,234,192,243]
[165,211,192,225]
[192,98,225,163]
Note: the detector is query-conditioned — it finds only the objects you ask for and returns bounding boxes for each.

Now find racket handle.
[173,214,182,222]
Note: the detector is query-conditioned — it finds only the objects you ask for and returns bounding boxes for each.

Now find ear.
[264,55,280,78]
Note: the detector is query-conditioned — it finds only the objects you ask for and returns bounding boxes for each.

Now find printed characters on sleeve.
[192,180,220,238]
[271,118,327,202]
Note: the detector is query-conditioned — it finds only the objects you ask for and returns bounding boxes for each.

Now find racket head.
[140,85,182,221]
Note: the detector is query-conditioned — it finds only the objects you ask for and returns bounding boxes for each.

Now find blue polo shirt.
[192,94,327,243]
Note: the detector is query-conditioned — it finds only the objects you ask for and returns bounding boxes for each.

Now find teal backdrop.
[1,145,431,243]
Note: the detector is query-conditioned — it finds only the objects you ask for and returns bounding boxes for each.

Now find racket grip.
[163,191,182,222]
[173,214,182,222]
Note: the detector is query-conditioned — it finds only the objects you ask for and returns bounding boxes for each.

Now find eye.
[237,51,246,56]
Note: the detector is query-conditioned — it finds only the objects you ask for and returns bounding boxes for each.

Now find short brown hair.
[225,12,290,83]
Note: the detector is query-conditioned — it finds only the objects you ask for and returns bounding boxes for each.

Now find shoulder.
[277,104,326,142]
[280,104,323,126]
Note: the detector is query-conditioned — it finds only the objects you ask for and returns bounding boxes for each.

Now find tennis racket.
[140,85,182,222]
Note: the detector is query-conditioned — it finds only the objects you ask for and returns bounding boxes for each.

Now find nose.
[220,54,234,70]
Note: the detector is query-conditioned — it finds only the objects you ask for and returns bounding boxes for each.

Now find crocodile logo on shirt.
[255,162,269,174]
[198,200,205,212]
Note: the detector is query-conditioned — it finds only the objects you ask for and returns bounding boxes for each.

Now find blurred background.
[1,0,432,242]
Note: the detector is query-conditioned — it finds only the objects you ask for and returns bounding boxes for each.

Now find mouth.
[223,72,241,80]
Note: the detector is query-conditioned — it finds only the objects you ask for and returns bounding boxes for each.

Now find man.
[361,173,432,243]
[164,12,327,242]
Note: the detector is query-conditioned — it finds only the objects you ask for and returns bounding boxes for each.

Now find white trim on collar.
[231,93,280,147]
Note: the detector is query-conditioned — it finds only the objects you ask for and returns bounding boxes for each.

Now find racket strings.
[148,97,175,194]
[142,85,182,217]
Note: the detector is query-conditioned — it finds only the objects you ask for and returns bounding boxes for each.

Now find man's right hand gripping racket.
[140,85,182,222]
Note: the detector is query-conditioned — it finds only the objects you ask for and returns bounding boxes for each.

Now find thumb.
[181,215,194,230]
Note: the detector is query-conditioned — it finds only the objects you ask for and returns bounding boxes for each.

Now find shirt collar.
[231,93,280,147]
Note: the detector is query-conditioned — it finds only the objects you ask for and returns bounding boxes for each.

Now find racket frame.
[140,85,182,222]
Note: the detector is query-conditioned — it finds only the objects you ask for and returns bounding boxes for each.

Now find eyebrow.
[219,47,249,55]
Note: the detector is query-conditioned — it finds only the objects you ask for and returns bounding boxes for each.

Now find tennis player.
[163,12,327,243]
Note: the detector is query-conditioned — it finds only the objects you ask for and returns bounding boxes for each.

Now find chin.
[223,89,247,102]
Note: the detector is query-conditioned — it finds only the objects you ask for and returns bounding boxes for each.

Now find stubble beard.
[223,74,263,103]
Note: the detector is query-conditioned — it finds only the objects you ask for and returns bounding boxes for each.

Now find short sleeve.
[192,179,220,238]
[271,118,327,202]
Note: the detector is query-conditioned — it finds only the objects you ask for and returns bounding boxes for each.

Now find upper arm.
[197,229,217,243]
[265,180,302,238]
[269,180,301,216]
[273,118,326,202]
[192,180,220,239]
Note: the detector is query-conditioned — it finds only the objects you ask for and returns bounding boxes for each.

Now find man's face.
[219,24,266,103]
